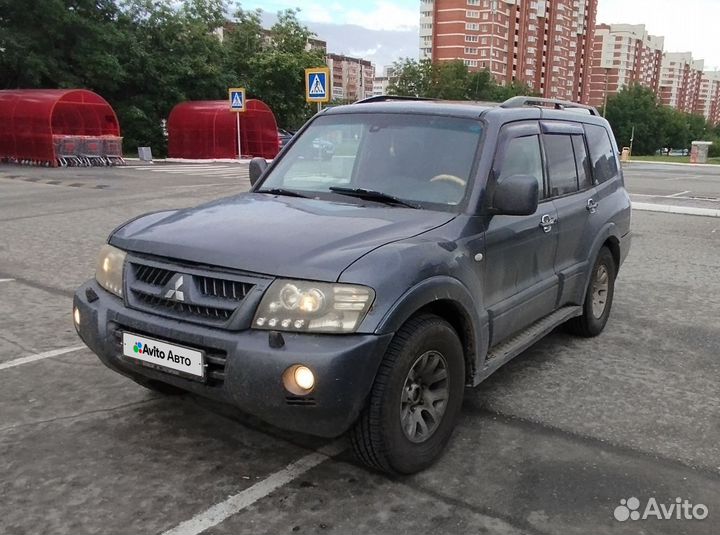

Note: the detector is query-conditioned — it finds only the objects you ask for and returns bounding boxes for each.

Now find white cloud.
[344,1,419,31]
[302,4,334,24]
[349,44,383,58]
[597,0,720,69]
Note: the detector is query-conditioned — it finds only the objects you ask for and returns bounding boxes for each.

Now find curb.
[124,158,258,164]
[632,202,720,218]
[625,160,719,168]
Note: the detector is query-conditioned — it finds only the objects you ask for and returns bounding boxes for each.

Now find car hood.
[110,193,455,281]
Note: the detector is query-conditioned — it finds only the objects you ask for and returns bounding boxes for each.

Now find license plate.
[122,332,205,379]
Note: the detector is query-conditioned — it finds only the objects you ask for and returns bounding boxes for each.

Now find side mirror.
[249,157,268,186]
[492,175,539,216]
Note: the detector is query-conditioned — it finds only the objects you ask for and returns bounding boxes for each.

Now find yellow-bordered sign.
[305,67,331,103]
[228,87,246,112]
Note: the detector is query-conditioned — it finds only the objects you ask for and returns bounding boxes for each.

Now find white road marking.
[131,165,235,170]
[0,278,15,283]
[0,346,85,371]
[171,183,232,189]
[162,441,345,535]
[668,190,692,198]
[159,169,246,176]
[632,202,720,218]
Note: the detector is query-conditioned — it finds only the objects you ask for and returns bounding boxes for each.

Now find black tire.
[566,246,616,337]
[132,376,185,396]
[350,314,465,475]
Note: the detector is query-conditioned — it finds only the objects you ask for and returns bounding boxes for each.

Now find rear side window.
[496,135,544,198]
[572,135,592,190]
[544,134,577,196]
[584,124,618,183]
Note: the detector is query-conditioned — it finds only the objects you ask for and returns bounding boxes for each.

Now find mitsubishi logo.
[163,274,185,302]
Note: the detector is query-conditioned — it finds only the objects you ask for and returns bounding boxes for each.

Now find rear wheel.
[350,314,465,474]
[566,246,616,337]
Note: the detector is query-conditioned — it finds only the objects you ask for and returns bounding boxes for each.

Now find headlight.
[253,280,375,334]
[95,244,126,297]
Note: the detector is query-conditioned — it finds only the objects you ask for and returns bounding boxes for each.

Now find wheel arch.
[374,276,488,386]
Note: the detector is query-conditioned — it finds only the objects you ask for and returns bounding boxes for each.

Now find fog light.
[73,307,81,328]
[294,366,315,390]
[282,364,316,395]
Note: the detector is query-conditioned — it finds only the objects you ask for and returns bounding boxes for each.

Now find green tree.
[386,58,432,97]
[224,8,325,129]
[387,58,536,103]
[604,85,664,155]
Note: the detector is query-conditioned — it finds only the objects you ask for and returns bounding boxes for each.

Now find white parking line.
[0,346,84,371]
[162,441,345,535]
[0,278,15,283]
[668,190,692,198]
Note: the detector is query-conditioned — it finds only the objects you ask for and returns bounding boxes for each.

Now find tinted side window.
[496,135,544,198]
[572,135,592,190]
[544,134,578,197]
[584,124,618,183]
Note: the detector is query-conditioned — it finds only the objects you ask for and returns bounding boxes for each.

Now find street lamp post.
[603,67,610,117]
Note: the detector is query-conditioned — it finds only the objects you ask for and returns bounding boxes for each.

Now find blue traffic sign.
[305,68,331,103]
[228,87,246,112]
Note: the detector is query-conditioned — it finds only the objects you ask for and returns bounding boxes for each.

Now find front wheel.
[350,314,465,474]
[566,246,617,337]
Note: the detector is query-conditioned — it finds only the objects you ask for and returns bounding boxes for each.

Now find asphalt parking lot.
[1,160,719,535]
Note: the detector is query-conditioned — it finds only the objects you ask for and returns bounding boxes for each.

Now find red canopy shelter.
[0,89,121,166]
[168,99,279,160]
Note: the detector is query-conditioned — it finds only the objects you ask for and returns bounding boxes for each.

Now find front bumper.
[73,280,393,437]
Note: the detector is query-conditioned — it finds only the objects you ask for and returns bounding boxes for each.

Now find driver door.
[483,121,560,345]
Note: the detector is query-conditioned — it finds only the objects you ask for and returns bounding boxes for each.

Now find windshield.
[259,113,483,209]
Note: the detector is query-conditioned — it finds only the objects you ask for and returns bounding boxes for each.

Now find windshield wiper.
[328,187,421,209]
[258,188,311,199]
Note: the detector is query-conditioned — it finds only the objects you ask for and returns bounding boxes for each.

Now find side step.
[479,305,582,380]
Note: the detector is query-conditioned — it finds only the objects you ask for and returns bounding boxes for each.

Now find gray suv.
[74,96,631,474]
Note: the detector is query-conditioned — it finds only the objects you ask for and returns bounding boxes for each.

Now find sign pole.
[236,112,242,160]
[228,87,246,159]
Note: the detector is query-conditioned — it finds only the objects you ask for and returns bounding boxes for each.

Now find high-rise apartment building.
[326,53,375,102]
[696,71,720,125]
[419,0,598,103]
[588,24,664,108]
[658,52,705,113]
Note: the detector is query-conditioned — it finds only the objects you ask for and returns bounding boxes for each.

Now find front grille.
[126,259,260,327]
[112,327,227,386]
[197,275,253,301]
[134,264,174,287]
[134,293,233,322]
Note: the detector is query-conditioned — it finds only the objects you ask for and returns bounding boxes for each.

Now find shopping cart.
[53,135,83,167]
[102,136,125,166]
[79,136,105,166]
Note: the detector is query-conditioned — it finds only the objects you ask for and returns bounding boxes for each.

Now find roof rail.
[500,96,599,116]
[354,95,436,104]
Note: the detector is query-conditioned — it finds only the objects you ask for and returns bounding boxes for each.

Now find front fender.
[375,276,488,386]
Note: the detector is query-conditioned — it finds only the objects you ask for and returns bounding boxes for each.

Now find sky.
[241,0,720,72]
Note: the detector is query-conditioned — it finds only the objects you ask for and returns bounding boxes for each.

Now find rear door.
[483,121,560,345]
[541,121,599,306]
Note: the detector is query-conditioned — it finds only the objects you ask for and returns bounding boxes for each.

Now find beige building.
[419,0,598,103]
[588,23,664,108]
[326,53,375,102]
[696,71,720,125]
[659,52,705,114]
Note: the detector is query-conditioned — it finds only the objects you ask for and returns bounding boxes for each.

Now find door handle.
[587,198,599,214]
[539,214,557,233]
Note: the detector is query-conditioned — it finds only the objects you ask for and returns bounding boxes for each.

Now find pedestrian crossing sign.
[228,87,246,112]
[305,67,331,103]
